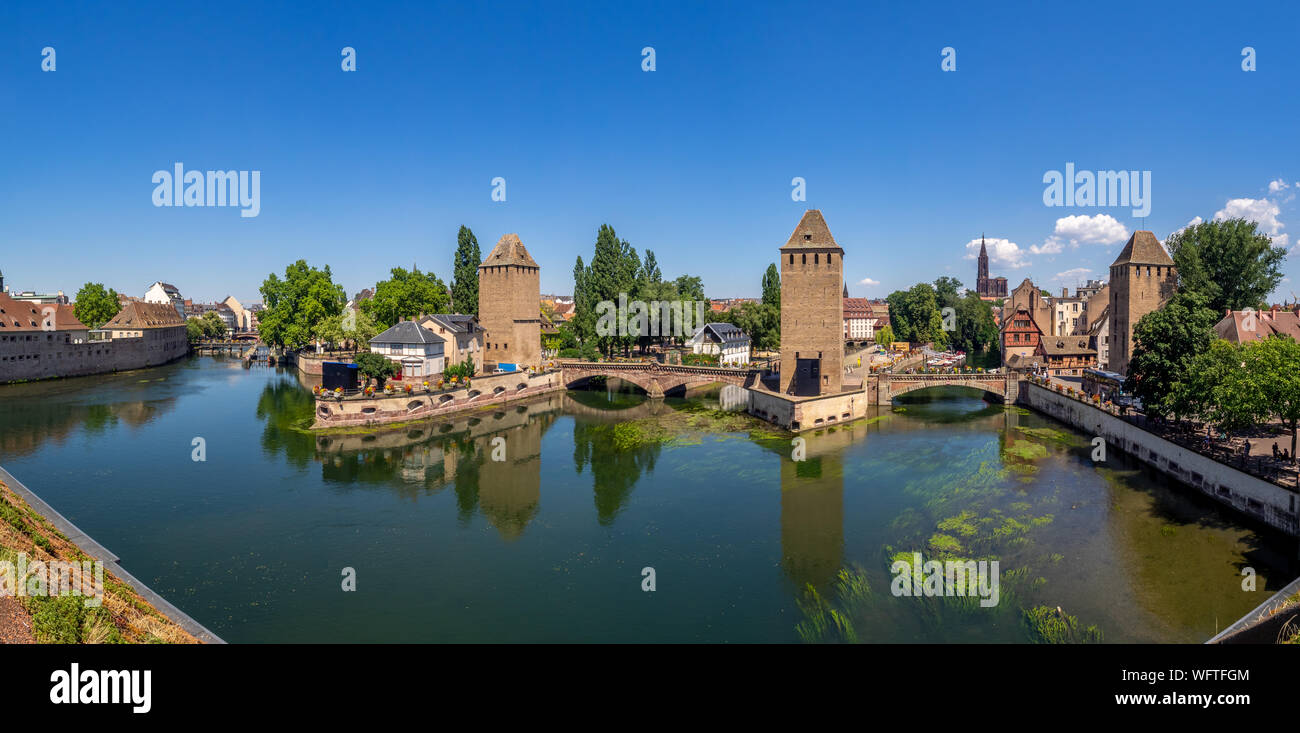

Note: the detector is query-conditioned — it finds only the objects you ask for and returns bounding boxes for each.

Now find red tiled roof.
[0,293,88,332]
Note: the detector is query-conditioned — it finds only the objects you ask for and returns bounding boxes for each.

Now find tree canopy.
[258,261,346,349]
[1167,218,1287,314]
[72,282,120,330]
[761,264,781,309]
[362,267,451,329]
[1124,291,1219,420]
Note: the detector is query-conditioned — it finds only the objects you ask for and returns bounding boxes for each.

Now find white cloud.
[1054,267,1090,282]
[1030,235,1064,255]
[1163,216,1203,243]
[858,277,879,287]
[1214,197,1288,249]
[1053,214,1129,245]
[964,237,1028,268]
[1268,179,1289,193]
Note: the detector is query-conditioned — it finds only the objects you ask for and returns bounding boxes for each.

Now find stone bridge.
[558,361,760,398]
[873,372,1021,405]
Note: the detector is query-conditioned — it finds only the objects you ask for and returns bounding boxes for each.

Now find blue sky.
[3,0,1298,305]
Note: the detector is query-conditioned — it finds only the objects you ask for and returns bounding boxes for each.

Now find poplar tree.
[451,226,481,317]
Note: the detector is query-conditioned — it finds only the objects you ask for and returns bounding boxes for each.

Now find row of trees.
[884,277,999,355]
[258,227,486,350]
[185,311,230,342]
[570,224,709,357]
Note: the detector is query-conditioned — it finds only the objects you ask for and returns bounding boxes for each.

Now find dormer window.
[804,234,811,241]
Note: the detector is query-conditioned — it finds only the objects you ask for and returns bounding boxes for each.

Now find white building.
[369,320,446,380]
[143,282,185,320]
[687,322,751,365]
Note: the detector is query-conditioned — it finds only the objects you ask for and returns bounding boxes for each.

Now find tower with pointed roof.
[779,210,845,396]
[976,235,990,294]
[1107,230,1176,375]
[478,233,541,369]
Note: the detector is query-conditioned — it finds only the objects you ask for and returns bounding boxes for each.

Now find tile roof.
[0,293,88,332]
[371,320,446,345]
[1110,231,1173,266]
[1214,308,1300,344]
[1040,337,1096,356]
[480,233,539,268]
[102,301,185,329]
[843,297,872,317]
[692,322,751,347]
[782,209,842,250]
[420,313,481,335]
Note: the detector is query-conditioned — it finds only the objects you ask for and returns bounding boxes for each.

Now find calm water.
[0,356,1294,643]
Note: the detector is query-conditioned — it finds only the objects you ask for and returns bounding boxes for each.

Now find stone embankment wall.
[1018,381,1300,536]
[0,328,188,384]
[748,387,869,432]
[314,370,563,428]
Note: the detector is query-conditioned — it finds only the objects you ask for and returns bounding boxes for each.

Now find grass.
[0,480,198,644]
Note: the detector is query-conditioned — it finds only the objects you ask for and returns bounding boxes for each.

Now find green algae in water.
[1022,605,1103,644]
[1004,441,1048,460]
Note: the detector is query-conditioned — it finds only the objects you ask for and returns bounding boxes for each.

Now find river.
[0,356,1294,642]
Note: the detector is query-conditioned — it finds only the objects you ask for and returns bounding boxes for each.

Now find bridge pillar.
[645,378,665,399]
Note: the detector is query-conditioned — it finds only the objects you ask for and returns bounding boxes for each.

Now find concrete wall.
[0,326,188,384]
[314,369,563,428]
[1019,381,1300,536]
[748,387,869,432]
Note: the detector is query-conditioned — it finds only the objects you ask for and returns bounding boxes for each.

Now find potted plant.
[333,387,343,400]
[404,383,413,394]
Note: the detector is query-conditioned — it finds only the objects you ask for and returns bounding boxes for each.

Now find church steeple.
[976,233,990,295]
[843,282,848,298]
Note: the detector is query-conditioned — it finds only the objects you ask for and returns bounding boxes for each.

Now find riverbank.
[0,467,220,644]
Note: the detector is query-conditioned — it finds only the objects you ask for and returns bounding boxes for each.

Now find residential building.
[688,322,751,365]
[779,209,844,396]
[419,313,485,372]
[1001,305,1044,369]
[1036,336,1097,377]
[843,297,874,341]
[370,320,446,380]
[1214,305,1300,344]
[1087,305,1111,370]
[1108,231,1176,375]
[478,233,541,370]
[1052,291,1086,336]
[143,282,186,320]
[222,295,252,331]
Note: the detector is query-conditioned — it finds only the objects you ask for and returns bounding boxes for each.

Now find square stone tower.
[478,233,541,369]
[779,210,845,396]
[1107,230,1176,376]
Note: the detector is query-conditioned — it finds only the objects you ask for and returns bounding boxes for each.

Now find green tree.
[933,276,963,310]
[1247,335,1300,459]
[258,260,347,349]
[875,324,894,347]
[1124,291,1218,420]
[353,351,399,389]
[185,318,204,342]
[1179,339,1267,433]
[451,226,481,316]
[886,283,946,347]
[200,311,229,339]
[952,291,999,355]
[1167,218,1287,314]
[362,267,451,329]
[73,283,120,330]
[761,263,781,309]
[314,308,378,350]
[639,250,663,290]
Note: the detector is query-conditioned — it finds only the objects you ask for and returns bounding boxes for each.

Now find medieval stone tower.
[1108,230,1176,376]
[779,210,844,396]
[478,233,541,369]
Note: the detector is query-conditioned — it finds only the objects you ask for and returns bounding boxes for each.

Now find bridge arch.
[876,374,1013,405]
